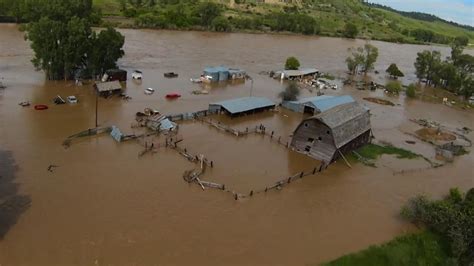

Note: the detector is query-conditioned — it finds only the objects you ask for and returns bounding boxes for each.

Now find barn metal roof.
[210,97,275,115]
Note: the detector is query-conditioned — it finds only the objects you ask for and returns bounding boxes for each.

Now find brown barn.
[290,102,371,163]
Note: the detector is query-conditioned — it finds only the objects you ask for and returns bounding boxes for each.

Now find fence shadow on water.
[0,150,31,239]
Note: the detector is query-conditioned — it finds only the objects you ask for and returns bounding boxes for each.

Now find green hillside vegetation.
[87,0,474,45]
[325,187,474,266]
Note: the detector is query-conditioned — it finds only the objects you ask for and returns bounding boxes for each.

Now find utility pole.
[249,77,254,97]
[95,91,98,128]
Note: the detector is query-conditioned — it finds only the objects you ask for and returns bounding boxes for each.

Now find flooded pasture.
[0,24,473,265]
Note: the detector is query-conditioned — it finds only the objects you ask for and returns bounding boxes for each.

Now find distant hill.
[90,0,474,45]
[364,2,474,32]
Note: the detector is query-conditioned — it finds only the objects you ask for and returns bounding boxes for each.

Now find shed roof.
[204,66,229,73]
[305,95,355,113]
[210,97,275,115]
[306,102,371,148]
[95,81,122,92]
[281,68,319,78]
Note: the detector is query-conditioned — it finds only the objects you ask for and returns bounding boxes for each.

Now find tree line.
[414,36,473,98]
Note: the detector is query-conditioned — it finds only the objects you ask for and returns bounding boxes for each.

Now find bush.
[401,188,474,264]
[343,22,358,38]
[279,82,300,101]
[406,83,417,98]
[285,56,300,70]
[385,81,402,94]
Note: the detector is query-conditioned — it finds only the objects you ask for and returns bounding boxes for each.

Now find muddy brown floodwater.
[0,24,473,265]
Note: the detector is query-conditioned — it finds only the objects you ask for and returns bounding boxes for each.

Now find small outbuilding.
[282,95,355,115]
[274,68,319,80]
[95,81,123,96]
[104,69,127,82]
[290,102,371,163]
[209,97,275,117]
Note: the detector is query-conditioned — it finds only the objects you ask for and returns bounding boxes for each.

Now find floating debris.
[18,101,30,107]
[363,97,395,106]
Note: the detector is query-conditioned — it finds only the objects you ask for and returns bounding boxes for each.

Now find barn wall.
[291,119,336,162]
[332,130,371,162]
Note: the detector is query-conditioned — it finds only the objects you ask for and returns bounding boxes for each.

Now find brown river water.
[0,24,473,265]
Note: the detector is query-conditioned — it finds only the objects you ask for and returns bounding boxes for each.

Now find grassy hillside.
[92,0,474,45]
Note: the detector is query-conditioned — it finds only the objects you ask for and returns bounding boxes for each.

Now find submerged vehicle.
[67,96,78,104]
[132,70,143,80]
[166,93,181,99]
[164,72,178,78]
[145,88,155,95]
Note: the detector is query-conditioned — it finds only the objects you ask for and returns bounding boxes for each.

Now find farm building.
[103,69,127,82]
[209,97,275,117]
[203,66,246,82]
[282,95,355,115]
[274,68,319,80]
[94,81,123,96]
[290,101,371,163]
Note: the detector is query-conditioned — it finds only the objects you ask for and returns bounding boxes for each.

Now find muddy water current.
[0,24,473,265]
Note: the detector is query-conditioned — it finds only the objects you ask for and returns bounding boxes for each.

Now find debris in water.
[363,97,395,106]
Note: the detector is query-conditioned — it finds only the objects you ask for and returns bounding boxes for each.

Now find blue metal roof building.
[282,95,355,114]
[209,97,276,117]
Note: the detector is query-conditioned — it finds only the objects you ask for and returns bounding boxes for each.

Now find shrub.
[285,56,300,70]
[279,82,300,101]
[385,81,402,94]
[406,83,417,98]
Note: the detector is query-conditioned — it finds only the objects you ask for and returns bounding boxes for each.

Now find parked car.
[67,96,78,104]
[145,88,155,95]
[132,70,143,80]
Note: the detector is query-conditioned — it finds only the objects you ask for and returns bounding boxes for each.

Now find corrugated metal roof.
[306,95,355,113]
[280,68,319,78]
[210,97,275,115]
[286,95,355,113]
[95,81,122,92]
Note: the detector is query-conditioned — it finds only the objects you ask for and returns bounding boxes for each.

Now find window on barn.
[305,146,311,152]
[308,138,315,143]
[318,137,322,141]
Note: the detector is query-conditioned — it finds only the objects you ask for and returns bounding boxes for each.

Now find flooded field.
[0,24,473,265]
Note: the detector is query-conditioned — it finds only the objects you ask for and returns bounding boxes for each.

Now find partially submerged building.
[203,66,246,82]
[290,102,371,163]
[103,69,127,82]
[274,68,319,80]
[282,95,355,115]
[95,80,123,96]
[209,97,275,117]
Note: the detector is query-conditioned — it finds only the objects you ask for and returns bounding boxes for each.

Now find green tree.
[211,16,231,32]
[346,46,365,75]
[343,22,358,38]
[279,82,300,101]
[88,27,125,77]
[386,63,404,79]
[24,0,124,80]
[285,57,300,70]
[196,2,222,27]
[401,188,474,265]
[361,44,379,74]
[414,50,442,84]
